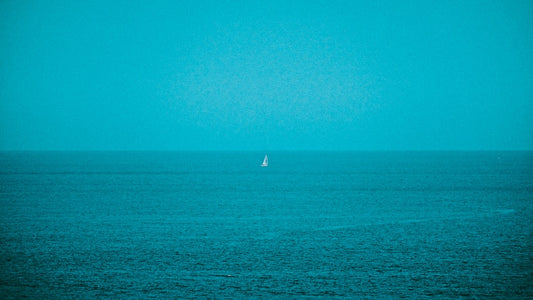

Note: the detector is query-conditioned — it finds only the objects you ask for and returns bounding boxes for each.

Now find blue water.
[0,151,532,298]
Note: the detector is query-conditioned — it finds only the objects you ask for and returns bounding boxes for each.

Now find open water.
[0,151,532,298]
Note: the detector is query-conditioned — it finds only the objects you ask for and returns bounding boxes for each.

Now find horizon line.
[1,149,532,152]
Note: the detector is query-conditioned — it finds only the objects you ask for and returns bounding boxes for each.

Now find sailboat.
[261,155,268,167]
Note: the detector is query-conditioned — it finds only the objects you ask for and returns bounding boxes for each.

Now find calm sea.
[0,151,531,298]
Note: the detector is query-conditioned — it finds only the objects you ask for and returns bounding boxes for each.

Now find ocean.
[0,151,531,298]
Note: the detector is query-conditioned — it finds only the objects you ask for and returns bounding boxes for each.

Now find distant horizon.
[1,148,532,152]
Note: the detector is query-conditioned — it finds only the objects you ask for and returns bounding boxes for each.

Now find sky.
[1,0,532,151]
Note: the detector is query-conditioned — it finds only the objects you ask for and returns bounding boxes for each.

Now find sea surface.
[0,151,532,298]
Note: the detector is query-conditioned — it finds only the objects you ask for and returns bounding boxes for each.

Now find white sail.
[261,155,268,167]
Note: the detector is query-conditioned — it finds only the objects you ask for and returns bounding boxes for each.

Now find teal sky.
[1,0,532,150]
